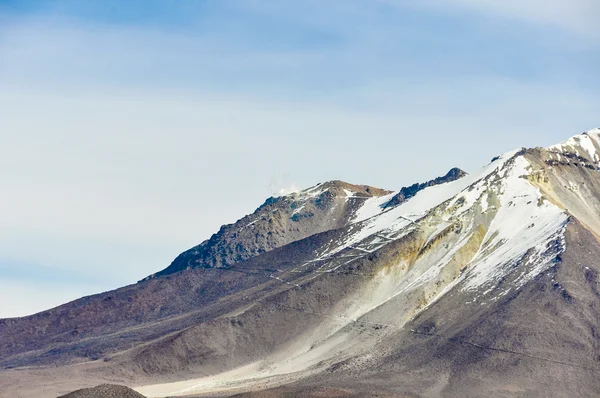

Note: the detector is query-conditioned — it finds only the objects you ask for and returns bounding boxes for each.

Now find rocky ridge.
[384,167,467,208]
[150,181,391,278]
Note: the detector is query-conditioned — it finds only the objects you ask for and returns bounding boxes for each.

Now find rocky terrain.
[1,129,600,397]
[58,385,145,398]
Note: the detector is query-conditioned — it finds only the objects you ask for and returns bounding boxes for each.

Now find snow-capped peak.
[548,128,600,163]
[311,143,569,318]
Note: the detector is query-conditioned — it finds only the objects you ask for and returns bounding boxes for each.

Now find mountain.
[1,128,600,398]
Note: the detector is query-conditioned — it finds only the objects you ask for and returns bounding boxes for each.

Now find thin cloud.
[420,0,600,40]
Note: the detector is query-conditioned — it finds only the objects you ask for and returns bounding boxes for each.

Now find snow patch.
[463,156,568,292]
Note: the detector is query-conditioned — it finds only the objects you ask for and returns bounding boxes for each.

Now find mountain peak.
[281,180,392,199]
[547,128,600,164]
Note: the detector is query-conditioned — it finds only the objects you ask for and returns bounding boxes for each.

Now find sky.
[0,0,598,317]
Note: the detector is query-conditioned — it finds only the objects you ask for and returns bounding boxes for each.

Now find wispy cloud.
[2,2,598,95]
[421,0,600,41]
[268,174,300,197]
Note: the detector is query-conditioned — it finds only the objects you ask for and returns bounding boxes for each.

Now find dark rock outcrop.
[384,167,467,208]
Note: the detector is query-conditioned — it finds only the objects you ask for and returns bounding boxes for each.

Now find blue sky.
[0,0,598,317]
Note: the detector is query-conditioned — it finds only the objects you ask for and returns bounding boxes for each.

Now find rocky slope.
[1,129,600,398]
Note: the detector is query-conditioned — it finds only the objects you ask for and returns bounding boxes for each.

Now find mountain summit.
[2,129,600,397]
[151,181,391,278]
